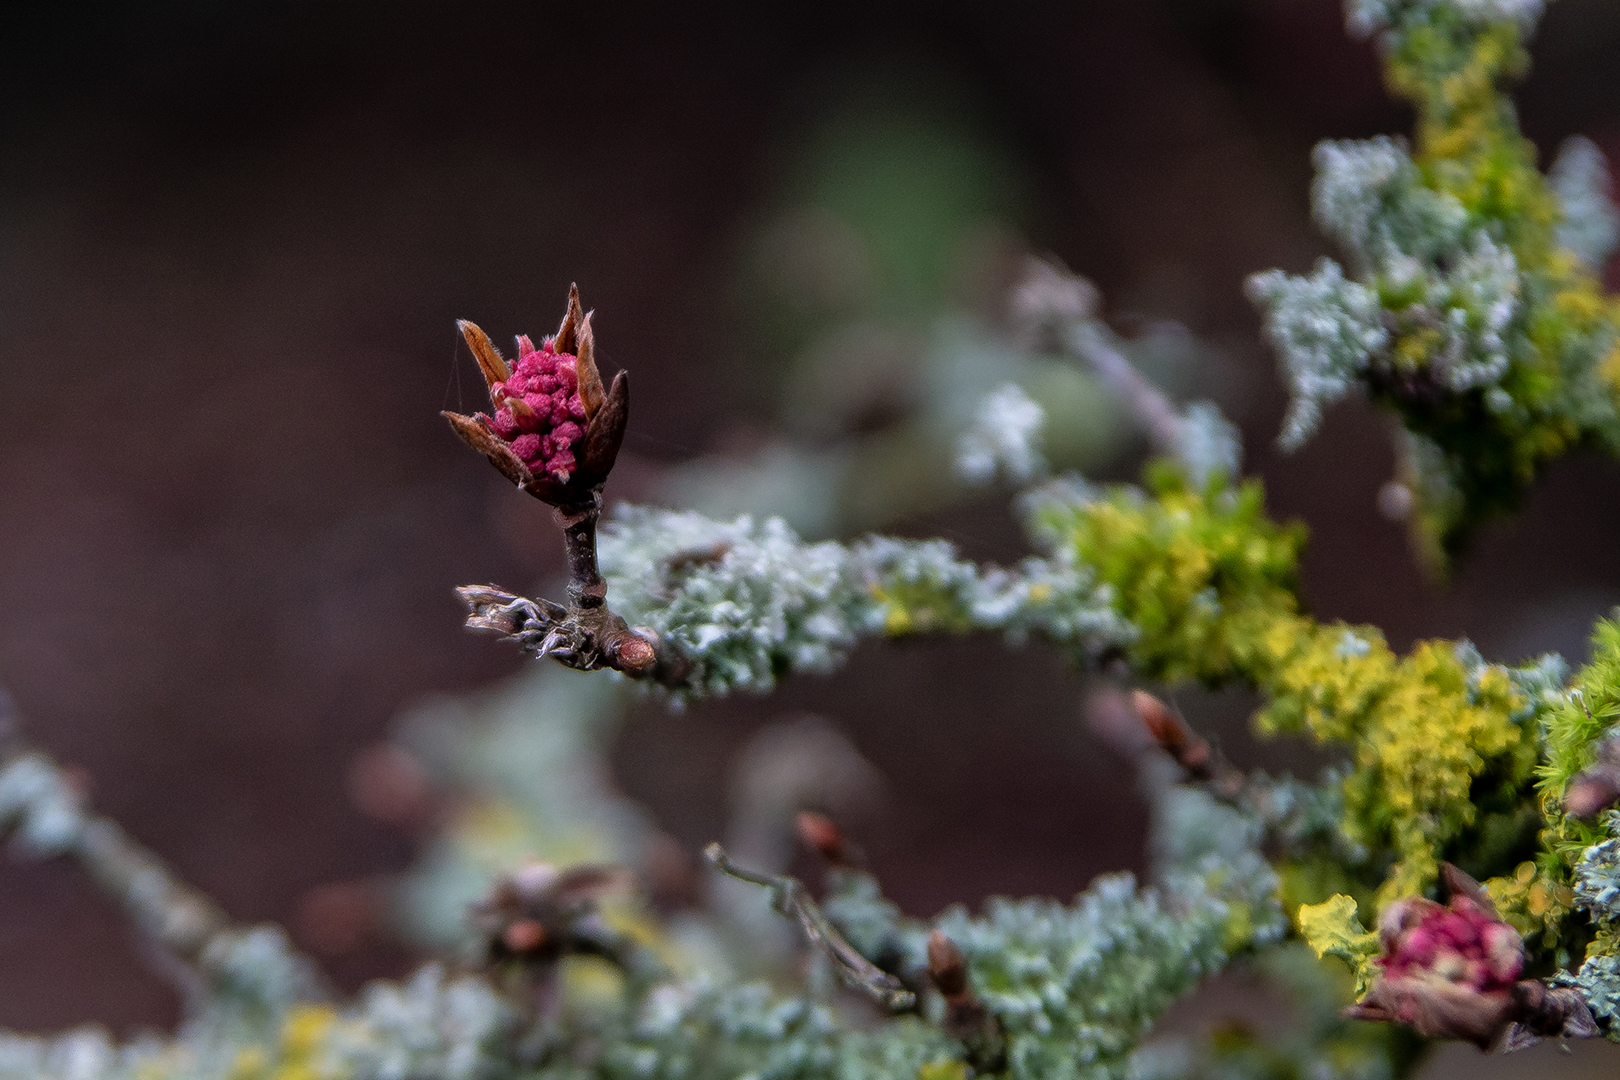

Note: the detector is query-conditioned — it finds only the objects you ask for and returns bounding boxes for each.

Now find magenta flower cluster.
[1378,895,1522,992]
[484,335,587,481]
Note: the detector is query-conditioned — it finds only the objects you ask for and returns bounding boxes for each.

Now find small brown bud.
[297,881,378,956]
[348,743,435,829]
[1564,767,1620,819]
[796,810,846,863]
[501,918,548,954]
[610,633,657,674]
[927,928,969,1000]
[1131,690,1211,778]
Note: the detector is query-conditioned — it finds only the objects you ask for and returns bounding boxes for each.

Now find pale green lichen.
[1251,0,1620,562]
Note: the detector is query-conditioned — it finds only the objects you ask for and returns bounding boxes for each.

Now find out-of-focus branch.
[1064,322,1187,456]
[0,690,327,1007]
[704,842,915,1011]
[1012,257,1186,454]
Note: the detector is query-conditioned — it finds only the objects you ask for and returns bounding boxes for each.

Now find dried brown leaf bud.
[458,319,511,388]
[927,928,970,1000]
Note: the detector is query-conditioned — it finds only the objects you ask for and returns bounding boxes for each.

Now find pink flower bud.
[1351,876,1532,1048]
[444,285,631,508]
[1377,894,1521,992]
[478,337,587,482]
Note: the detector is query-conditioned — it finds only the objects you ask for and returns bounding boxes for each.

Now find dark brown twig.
[703,842,915,1011]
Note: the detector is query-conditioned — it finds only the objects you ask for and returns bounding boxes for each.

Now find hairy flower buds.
[444,284,629,508]
[1348,891,1522,1047]
[1341,865,1596,1049]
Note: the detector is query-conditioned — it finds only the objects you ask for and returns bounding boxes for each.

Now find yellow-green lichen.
[1297,894,1379,997]
[1034,463,1547,910]
[227,1006,343,1080]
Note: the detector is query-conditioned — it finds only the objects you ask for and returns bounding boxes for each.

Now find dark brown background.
[2,1,1620,1068]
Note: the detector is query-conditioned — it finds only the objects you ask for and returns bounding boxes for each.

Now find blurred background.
[3,0,1620,1073]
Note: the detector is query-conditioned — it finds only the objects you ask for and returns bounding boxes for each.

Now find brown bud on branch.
[471,861,649,969]
[926,929,1006,1071]
[1563,727,1620,819]
[926,929,969,999]
[1131,690,1212,780]
[795,810,864,868]
[447,287,691,686]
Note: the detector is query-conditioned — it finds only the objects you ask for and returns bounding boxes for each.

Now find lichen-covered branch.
[0,692,326,1020]
[1014,258,1242,489]
[1249,0,1620,563]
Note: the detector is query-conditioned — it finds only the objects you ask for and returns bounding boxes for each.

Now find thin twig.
[1064,322,1186,455]
[704,842,915,1011]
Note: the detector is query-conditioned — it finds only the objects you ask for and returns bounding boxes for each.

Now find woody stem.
[556,494,607,609]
